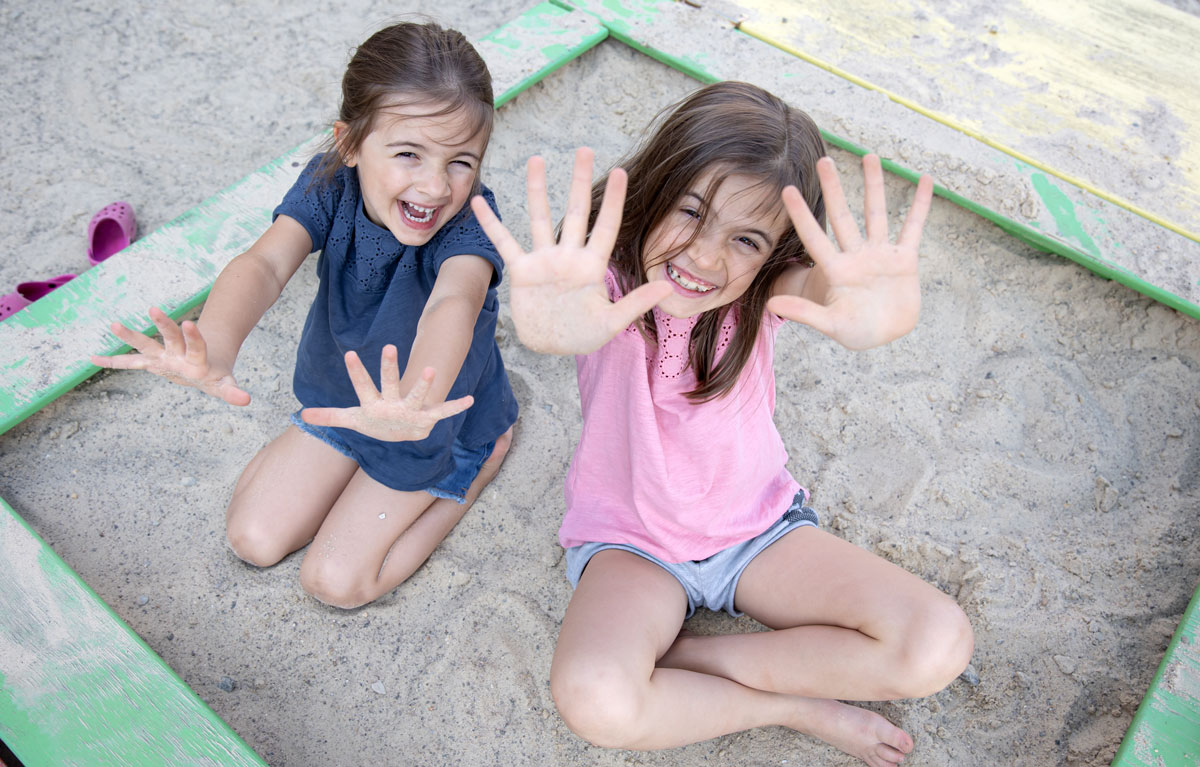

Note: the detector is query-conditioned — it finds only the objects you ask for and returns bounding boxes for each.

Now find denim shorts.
[290,410,493,504]
[564,492,819,618]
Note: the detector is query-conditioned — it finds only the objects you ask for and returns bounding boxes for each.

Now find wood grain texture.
[0,497,268,766]
[722,0,1200,242]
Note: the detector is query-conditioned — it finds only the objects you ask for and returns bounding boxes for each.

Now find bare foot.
[788,697,914,767]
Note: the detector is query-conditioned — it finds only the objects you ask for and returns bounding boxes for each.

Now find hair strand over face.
[591,81,827,401]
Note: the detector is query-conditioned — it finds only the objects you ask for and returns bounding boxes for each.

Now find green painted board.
[1112,580,1200,767]
[0,497,268,767]
[561,0,1200,322]
[0,1,606,438]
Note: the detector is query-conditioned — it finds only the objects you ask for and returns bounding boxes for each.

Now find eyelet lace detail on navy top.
[271,153,518,492]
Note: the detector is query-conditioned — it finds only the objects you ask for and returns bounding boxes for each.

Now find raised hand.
[767,154,933,351]
[299,345,473,442]
[470,147,673,355]
[90,306,251,406]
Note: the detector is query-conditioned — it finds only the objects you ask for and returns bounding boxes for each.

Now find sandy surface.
[2,2,1199,766]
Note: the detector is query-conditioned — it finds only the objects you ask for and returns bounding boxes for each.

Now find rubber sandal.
[0,274,77,321]
[87,201,137,266]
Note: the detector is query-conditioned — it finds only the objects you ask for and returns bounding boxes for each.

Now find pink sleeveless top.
[559,270,801,563]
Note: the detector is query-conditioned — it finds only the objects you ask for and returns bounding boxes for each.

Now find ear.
[333,121,357,168]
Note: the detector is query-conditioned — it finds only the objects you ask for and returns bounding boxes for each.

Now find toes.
[876,720,914,754]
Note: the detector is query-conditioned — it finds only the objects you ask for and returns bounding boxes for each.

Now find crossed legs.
[550,527,973,766]
[225,424,512,608]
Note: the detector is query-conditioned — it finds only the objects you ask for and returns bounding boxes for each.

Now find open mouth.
[400,201,438,226]
[666,262,717,294]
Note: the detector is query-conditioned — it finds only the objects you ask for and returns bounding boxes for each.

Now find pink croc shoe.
[0,274,77,321]
[87,201,137,266]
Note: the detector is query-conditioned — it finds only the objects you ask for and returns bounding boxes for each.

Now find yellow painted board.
[725,0,1200,242]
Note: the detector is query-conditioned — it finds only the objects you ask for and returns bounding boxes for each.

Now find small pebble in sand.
[371,680,386,695]
[181,476,197,487]
[1053,655,1076,675]
[959,664,980,686]
[136,595,149,606]
[218,676,237,692]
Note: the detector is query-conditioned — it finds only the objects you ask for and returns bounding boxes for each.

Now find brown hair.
[314,21,494,193]
[592,81,826,401]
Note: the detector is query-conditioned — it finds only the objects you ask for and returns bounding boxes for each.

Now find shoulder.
[281,153,354,208]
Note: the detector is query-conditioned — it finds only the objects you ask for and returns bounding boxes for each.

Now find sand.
[2,1,1199,766]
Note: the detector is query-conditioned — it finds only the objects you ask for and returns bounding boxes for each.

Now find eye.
[451,159,475,169]
[680,206,701,219]
[394,151,417,159]
[736,236,761,251]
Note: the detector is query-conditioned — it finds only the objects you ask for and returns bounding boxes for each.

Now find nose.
[686,233,724,272]
[414,165,451,200]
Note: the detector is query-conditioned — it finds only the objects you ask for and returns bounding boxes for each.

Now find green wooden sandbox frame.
[1,1,1195,764]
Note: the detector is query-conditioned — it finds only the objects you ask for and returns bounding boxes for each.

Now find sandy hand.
[767,154,933,351]
[470,147,672,355]
[299,345,473,442]
[90,306,251,406]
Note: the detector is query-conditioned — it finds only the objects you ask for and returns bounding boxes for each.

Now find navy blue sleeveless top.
[273,154,518,491]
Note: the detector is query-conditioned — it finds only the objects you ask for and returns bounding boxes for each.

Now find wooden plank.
[559,0,1200,321]
[0,1,607,436]
[719,0,1200,244]
[0,497,268,766]
[1112,580,1200,766]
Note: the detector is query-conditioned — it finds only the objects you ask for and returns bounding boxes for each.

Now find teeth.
[403,202,435,223]
[667,263,715,293]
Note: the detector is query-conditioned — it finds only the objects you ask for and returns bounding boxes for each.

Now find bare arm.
[91,214,313,405]
[195,214,314,370]
[298,253,494,441]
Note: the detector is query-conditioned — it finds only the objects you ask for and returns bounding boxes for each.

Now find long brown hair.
[592,81,826,401]
[314,21,494,193]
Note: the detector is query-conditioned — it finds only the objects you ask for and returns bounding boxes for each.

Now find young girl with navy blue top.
[93,22,517,609]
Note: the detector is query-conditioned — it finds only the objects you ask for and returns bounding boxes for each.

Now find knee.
[226,516,291,568]
[891,597,974,698]
[550,657,646,749]
[299,555,372,610]
[485,427,513,470]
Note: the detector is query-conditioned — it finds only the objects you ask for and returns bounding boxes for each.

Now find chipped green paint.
[0,498,269,766]
[1113,581,1200,766]
[1031,172,1101,258]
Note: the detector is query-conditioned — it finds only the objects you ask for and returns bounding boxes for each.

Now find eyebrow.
[384,140,481,161]
[683,191,776,246]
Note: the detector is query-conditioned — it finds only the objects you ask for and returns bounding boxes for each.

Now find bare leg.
[550,550,919,766]
[657,526,973,701]
[298,428,512,608]
[225,425,359,566]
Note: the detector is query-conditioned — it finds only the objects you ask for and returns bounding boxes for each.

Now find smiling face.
[642,169,788,319]
[337,102,486,247]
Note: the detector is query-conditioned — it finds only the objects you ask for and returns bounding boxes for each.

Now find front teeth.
[667,263,715,293]
[403,202,435,223]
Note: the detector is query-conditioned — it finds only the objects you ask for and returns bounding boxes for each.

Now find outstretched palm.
[767,154,933,351]
[90,306,251,406]
[470,148,672,355]
[299,345,473,442]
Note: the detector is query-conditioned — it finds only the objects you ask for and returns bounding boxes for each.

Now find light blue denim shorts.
[564,492,819,618]
[290,410,493,504]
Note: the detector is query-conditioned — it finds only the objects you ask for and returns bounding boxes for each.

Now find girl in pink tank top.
[472,82,972,767]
